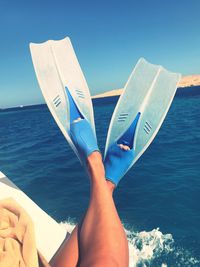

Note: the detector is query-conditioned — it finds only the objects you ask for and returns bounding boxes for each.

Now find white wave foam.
[59,220,199,267]
[59,218,76,233]
[126,227,173,267]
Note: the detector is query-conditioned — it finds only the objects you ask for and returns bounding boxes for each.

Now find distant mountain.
[92,75,200,99]
[178,75,200,88]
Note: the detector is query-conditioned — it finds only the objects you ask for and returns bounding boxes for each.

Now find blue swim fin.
[30,37,99,164]
[104,58,181,186]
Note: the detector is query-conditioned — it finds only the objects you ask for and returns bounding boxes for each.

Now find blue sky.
[0,0,200,108]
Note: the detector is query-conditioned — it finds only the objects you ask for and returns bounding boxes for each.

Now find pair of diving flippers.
[30,37,181,186]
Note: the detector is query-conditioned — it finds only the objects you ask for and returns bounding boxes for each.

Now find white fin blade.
[50,37,96,133]
[104,58,160,156]
[30,39,91,161]
[30,42,69,130]
[104,58,181,170]
[133,69,181,165]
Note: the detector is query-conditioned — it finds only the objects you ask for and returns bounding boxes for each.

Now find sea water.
[0,87,200,266]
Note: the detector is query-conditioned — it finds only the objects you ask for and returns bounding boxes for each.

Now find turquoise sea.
[0,86,200,266]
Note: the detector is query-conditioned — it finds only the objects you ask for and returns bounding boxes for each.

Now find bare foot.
[72,117,82,123]
[118,144,130,151]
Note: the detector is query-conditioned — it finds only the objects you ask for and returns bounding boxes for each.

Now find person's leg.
[50,152,129,267]
[79,152,129,267]
[50,225,79,267]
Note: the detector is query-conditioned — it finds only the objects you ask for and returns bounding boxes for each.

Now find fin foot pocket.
[104,144,134,186]
[70,119,99,160]
[66,87,99,161]
[117,112,141,149]
[65,87,83,124]
[104,113,140,186]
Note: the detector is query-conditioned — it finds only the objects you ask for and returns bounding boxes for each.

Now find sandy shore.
[178,75,200,88]
[92,75,200,99]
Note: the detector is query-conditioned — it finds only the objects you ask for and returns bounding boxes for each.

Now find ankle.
[87,152,105,179]
[106,180,116,194]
